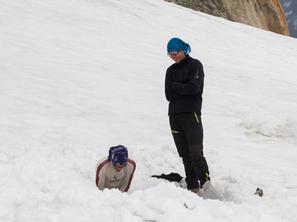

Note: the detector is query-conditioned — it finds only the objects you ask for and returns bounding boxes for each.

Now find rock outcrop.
[280,0,297,37]
[165,0,290,36]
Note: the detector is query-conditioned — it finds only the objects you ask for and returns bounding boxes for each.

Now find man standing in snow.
[165,37,211,194]
[96,145,136,192]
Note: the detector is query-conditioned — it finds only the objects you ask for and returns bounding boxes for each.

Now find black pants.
[169,112,209,189]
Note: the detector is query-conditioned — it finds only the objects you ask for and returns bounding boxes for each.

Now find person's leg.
[182,113,210,187]
[182,156,199,189]
[169,114,199,189]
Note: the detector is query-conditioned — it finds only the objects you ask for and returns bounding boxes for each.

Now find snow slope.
[1,0,297,221]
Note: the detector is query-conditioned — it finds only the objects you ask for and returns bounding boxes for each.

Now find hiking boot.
[199,172,211,188]
[190,187,204,197]
[190,188,200,193]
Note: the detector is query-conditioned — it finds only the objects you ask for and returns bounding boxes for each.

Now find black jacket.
[165,55,204,115]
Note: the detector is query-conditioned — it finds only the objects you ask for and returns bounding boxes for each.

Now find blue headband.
[167,37,191,55]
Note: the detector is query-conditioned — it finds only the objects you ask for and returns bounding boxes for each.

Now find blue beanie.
[167,37,191,55]
[108,145,128,166]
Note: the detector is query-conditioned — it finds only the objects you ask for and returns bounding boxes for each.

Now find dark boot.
[191,157,210,188]
[182,157,199,189]
[199,171,211,188]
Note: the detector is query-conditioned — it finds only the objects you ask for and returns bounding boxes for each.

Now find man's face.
[112,163,126,172]
[168,51,186,63]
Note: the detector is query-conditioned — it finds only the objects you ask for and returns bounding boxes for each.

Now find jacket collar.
[175,55,191,66]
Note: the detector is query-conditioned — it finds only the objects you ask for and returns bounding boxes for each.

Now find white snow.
[1,0,297,221]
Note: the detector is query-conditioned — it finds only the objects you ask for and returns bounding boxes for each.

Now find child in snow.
[95,145,136,192]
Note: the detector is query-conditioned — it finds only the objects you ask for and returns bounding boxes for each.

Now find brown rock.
[165,0,290,36]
